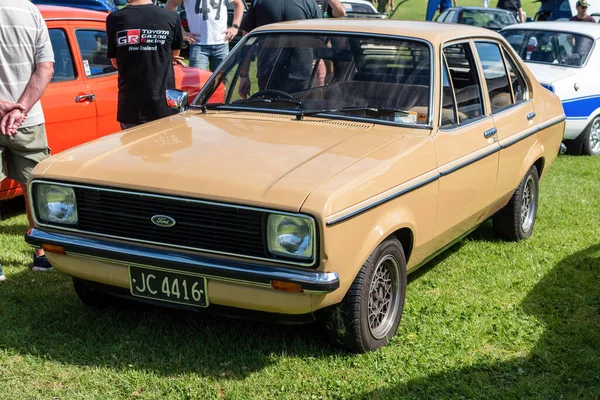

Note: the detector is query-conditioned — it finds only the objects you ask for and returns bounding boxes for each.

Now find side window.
[437,10,449,22]
[48,29,75,82]
[443,43,484,124]
[446,10,457,22]
[74,30,116,77]
[441,56,457,127]
[503,49,529,102]
[475,42,511,112]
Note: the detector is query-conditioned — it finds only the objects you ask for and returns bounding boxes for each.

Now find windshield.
[196,33,431,126]
[501,29,594,67]
[460,10,517,30]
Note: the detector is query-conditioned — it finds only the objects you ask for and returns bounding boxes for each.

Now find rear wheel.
[325,239,407,353]
[582,116,600,156]
[73,278,114,309]
[493,166,539,241]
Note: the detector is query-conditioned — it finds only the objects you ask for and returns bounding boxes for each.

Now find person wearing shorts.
[1,2,55,276]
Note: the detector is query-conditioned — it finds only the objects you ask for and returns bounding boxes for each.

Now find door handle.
[483,127,497,138]
[75,94,95,103]
[526,111,536,120]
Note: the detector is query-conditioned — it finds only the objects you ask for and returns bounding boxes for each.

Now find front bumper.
[24,228,340,294]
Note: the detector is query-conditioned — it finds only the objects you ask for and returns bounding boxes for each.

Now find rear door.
[70,20,120,138]
[473,40,538,207]
[41,22,98,154]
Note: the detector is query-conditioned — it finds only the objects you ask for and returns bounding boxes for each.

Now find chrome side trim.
[25,229,339,294]
[28,180,318,268]
[326,172,440,226]
[499,114,566,149]
[325,115,566,226]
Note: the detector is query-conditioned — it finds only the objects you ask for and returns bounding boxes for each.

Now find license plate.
[129,266,208,308]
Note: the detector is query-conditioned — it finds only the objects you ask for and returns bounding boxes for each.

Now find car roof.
[502,21,600,38]
[446,6,513,13]
[36,4,108,21]
[253,19,499,46]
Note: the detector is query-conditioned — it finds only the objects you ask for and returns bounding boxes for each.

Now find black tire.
[325,239,407,353]
[582,116,600,156]
[493,166,539,241]
[72,277,114,309]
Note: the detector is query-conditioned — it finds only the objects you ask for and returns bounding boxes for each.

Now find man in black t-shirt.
[238,0,322,98]
[106,0,183,129]
[496,0,524,23]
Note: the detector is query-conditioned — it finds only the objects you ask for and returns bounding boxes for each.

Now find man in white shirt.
[166,0,244,71]
[0,1,55,274]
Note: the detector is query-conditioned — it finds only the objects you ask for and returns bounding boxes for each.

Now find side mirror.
[166,89,188,113]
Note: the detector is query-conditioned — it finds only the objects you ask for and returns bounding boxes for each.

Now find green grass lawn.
[1,157,599,399]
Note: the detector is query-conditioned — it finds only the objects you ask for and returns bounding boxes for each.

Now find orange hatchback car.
[0,5,220,205]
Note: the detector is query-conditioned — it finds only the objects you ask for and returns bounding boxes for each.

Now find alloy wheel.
[368,254,400,339]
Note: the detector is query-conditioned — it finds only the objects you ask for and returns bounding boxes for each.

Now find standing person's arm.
[328,0,347,17]
[172,15,186,66]
[223,0,244,41]
[106,13,119,69]
[1,11,54,135]
[166,0,197,43]
[240,1,256,36]
[516,0,524,22]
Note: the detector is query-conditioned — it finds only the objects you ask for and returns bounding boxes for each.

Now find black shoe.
[32,255,54,272]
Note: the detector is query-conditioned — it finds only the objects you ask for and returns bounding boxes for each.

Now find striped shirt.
[0,1,54,128]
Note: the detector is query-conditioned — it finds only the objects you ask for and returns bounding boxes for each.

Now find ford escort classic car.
[501,22,600,155]
[25,20,565,352]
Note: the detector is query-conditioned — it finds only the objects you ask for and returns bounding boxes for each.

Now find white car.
[501,22,600,155]
[341,0,387,18]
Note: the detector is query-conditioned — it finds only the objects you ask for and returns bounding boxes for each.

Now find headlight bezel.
[31,181,78,227]
[266,213,318,263]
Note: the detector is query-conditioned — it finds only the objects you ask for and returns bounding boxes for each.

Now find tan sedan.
[25,20,565,352]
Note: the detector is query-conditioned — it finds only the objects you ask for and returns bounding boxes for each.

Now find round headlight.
[267,214,315,261]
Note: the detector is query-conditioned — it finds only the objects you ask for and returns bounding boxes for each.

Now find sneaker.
[0,264,5,282]
[32,254,54,272]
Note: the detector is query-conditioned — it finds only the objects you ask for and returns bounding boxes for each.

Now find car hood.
[36,111,429,212]
[525,62,577,86]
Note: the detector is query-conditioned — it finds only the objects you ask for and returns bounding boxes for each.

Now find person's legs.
[4,124,52,271]
[209,43,230,72]
[189,44,210,70]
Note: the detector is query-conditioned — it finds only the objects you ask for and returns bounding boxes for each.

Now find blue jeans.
[189,43,229,72]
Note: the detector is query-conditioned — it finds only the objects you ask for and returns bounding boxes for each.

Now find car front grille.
[73,186,268,259]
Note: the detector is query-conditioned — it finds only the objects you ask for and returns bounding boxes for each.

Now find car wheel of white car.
[73,278,114,309]
[325,238,407,353]
[493,166,539,241]
[582,115,600,156]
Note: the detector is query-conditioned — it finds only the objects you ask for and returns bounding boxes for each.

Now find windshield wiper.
[296,106,411,119]
[231,97,303,108]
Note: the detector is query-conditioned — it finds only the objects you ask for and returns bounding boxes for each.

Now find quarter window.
[75,30,116,77]
[48,29,75,82]
[441,56,457,127]
[503,49,529,102]
[443,43,484,124]
[475,42,511,113]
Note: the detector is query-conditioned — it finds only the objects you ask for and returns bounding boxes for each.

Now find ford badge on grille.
[151,215,176,228]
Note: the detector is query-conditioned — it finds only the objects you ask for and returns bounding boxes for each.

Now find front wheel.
[325,239,407,353]
[582,116,600,156]
[493,166,539,241]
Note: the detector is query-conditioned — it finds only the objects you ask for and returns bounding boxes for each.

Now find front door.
[41,23,98,154]
[70,21,120,138]
[432,41,500,248]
